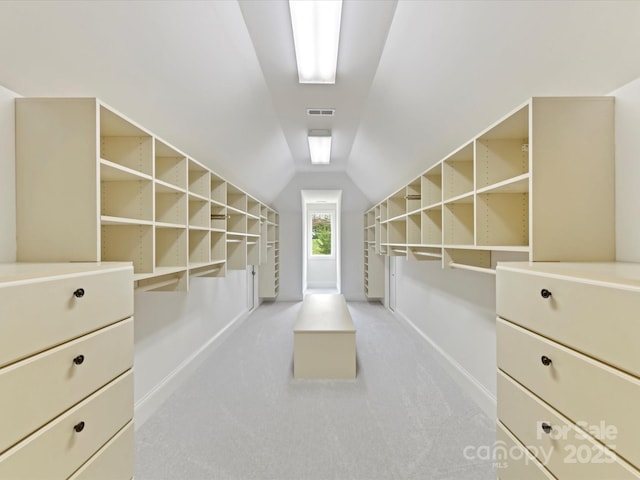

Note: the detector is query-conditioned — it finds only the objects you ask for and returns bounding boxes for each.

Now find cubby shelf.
[363,96,615,293]
[16,97,279,294]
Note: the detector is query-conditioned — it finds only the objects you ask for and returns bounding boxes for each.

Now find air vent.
[307,108,335,117]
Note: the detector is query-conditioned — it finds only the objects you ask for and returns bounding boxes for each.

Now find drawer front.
[496,421,555,480]
[496,268,640,377]
[498,371,640,479]
[0,318,133,453]
[497,318,640,469]
[0,370,133,480]
[0,266,133,367]
[68,421,134,480]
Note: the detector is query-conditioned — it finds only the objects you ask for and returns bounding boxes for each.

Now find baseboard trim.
[134,307,253,429]
[393,309,496,419]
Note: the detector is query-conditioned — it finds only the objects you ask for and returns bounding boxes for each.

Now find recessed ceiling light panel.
[289,0,342,84]
[308,130,332,165]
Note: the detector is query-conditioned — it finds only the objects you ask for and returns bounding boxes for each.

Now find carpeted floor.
[135,300,496,480]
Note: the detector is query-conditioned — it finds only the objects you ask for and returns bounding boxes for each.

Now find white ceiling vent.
[307,108,335,117]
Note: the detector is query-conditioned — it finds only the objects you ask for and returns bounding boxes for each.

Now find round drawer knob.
[541,355,552,366]
[74,421,85,433]
[73,288,85,298]
[73,355,85,365]
[541,422,552,434]
[540,289,552,299]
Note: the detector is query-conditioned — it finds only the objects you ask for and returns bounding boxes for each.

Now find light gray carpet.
[135,301,496,480]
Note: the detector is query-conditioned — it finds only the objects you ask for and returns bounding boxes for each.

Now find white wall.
[273,172,369,301]
[0,85,253,428]
[0,84,17,262]
[391,78,640,418]
[133,270,249,425]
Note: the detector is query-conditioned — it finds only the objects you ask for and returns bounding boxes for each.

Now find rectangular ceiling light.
[289,0,342,84]
[308,131,332,165]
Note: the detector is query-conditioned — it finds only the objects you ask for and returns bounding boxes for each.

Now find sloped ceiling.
[0,1,639,206]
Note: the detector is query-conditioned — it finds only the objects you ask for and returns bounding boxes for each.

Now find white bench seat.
[293,294,356,379]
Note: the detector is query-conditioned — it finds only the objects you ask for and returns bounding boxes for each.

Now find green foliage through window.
[311,213,332,255]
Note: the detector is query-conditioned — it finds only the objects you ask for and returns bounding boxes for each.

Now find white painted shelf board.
[421,202,443,211]
[226,206,246,215]
[476,173,530,194]
[155,180,186,194]
[443,192,474,205]
[100,159,152,182]
[188,192,209,202]
[155,222,186,229]
[100,215,153,226]
[188,225,209,231]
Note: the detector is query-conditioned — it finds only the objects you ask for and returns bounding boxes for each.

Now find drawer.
[497,370,640,479]
[69,421,134,480]
[496,267,640,377]
[496,420,555,480]
[0,370,133,480]
[0,265,133,367]
[497,318,640,469]
[0,318,133,453]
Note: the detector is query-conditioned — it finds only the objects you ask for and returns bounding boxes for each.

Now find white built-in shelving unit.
[15,97,279,294]
[364,96,615,292]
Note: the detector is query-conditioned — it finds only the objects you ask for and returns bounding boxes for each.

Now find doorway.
[301,190,342,295]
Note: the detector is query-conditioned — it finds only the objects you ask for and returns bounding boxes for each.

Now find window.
[310,212,333,256]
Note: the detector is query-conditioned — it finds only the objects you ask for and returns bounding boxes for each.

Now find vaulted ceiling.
[0,1,639,206]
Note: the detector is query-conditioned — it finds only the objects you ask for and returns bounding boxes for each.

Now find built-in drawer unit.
[497,264,640,377]
[0,263,134,480]
[496,262,640,479]
[68,421,134,480]
[0,371,133,479]
[0,318,133,453]
[0,263,133,367]
[496,420,556,480]
[498,371,639,479]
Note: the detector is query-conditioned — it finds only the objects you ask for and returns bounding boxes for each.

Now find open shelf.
[210,204,226,231]
[421,207,442,245]
[211,231,226,263]
[188,229,210,265]
[476,192,529,247]
[155,139,187,191]
[100,106,153,177]
[188,197,210,229]
[406,177,421,213]
[102,224,153,274]
[227,184,247,213]
[156,227,188,269]
[476,105,529,190]
[443,202,474,245]
[210,173,226,206]
[387,189,406,219]
[388,218,407,245]
[407,213,421,245]
[443,142,474,201]
[156,190,186,227]
[100,159,152,182]
[422,163,442,208]
[226,234,247,270]
[188,160,210,199]
[227,212,246,235]
[101,177,153,222]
